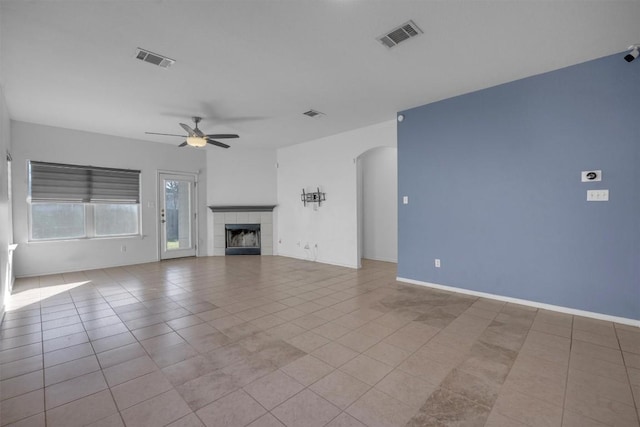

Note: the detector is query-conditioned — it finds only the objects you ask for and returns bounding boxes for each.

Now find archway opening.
[356,146,397,268]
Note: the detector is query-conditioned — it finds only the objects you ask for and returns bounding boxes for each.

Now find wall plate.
[581,170,602,182]
[587,189,609,201]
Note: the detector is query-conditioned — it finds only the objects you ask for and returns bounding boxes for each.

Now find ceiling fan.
[145,116,238,148]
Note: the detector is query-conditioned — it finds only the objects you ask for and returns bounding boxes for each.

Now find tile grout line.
[78,270,130,427]
[559,311,574,427]
[97,273,183,427]
[615,323,640,425]
[40,276,48,427]
[479,305,538,426]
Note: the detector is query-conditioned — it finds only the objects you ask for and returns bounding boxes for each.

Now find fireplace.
[225,224,261,255]
[209,205,276,256]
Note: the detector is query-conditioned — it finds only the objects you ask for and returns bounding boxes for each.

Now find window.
[31,203,85,240]
[28,161,141,241]
[94,204,139,237]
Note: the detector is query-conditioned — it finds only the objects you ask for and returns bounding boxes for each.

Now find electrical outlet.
[587,189,609,201]
[121,245,126,253]
[435,258,441,268]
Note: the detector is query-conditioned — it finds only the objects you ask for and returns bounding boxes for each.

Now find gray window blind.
[29,161,141,203]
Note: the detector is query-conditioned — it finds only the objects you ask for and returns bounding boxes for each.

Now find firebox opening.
[225,224,261,255]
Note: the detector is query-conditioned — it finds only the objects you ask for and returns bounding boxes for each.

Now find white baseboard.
[397,277,639,328]
[277,252,358,269]
[362,256,398,263]
[15,256,160,278]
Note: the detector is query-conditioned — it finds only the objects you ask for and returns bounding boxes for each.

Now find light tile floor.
[1,256,638,427]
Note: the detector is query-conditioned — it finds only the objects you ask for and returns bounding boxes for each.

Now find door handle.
[161,220,166,224]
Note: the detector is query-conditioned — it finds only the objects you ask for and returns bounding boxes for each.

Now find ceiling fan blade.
[145,132,187,137]
[193,127,206,137]
[178,141,188,147]
[205,134,239,139]
[180,123,196,137]
[206,140,230,149]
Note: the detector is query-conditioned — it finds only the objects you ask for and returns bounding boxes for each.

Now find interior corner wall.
[397,53,640,320]
[11,121,208,277]
[0,86,11,320]
[277,120,396,268]
[205,147,277,255]
[361,147,397,263]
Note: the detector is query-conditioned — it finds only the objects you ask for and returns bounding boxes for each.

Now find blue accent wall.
[398,53,640,320]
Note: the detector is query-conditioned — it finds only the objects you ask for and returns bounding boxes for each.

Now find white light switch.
[587,189,609,201]
[403,196,409,204]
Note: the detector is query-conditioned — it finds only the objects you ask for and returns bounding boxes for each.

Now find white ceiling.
[1,1,639,149]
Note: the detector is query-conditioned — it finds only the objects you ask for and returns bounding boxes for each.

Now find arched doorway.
[356,146,397,268]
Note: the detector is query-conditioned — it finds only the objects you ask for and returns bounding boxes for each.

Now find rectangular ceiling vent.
[378,20,423,48]
[303,109,325,118]
[134,48,175,69]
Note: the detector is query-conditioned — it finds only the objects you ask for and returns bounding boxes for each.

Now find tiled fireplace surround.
[210,206,275,256]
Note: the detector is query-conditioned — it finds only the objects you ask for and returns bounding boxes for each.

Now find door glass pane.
[164,180,191,250]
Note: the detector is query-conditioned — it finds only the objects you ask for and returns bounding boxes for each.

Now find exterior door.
[159,173,196,259]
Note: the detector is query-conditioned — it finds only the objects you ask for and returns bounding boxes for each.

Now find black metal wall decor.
[301,188,326,207]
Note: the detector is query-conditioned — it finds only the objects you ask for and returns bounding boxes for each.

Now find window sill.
[27,235,144,244]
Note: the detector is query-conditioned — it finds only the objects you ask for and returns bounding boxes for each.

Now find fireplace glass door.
[225,224,261,255]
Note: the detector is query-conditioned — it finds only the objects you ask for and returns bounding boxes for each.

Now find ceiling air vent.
[134,48,175,69]
[303,109,325,118]
[378,20,423,48]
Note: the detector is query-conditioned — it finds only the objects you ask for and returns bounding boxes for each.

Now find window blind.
[29,161,140,203]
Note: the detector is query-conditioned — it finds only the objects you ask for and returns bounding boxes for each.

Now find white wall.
[206,147,277,255]
[12,122,207,276]
[0,86,12,319]
[276,120,396,268]
[361,147,397,262]
[206,147,277,205]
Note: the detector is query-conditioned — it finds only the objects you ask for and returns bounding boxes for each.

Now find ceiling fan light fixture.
[146,116,238,149]
[187,136,207,147]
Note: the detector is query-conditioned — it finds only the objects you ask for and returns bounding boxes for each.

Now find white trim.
[16,256,159,278]
[279,253,358,269]
[157,171,199,260]
[363,256,398,263]
[6,244,17,296]
[397,277,640,328]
